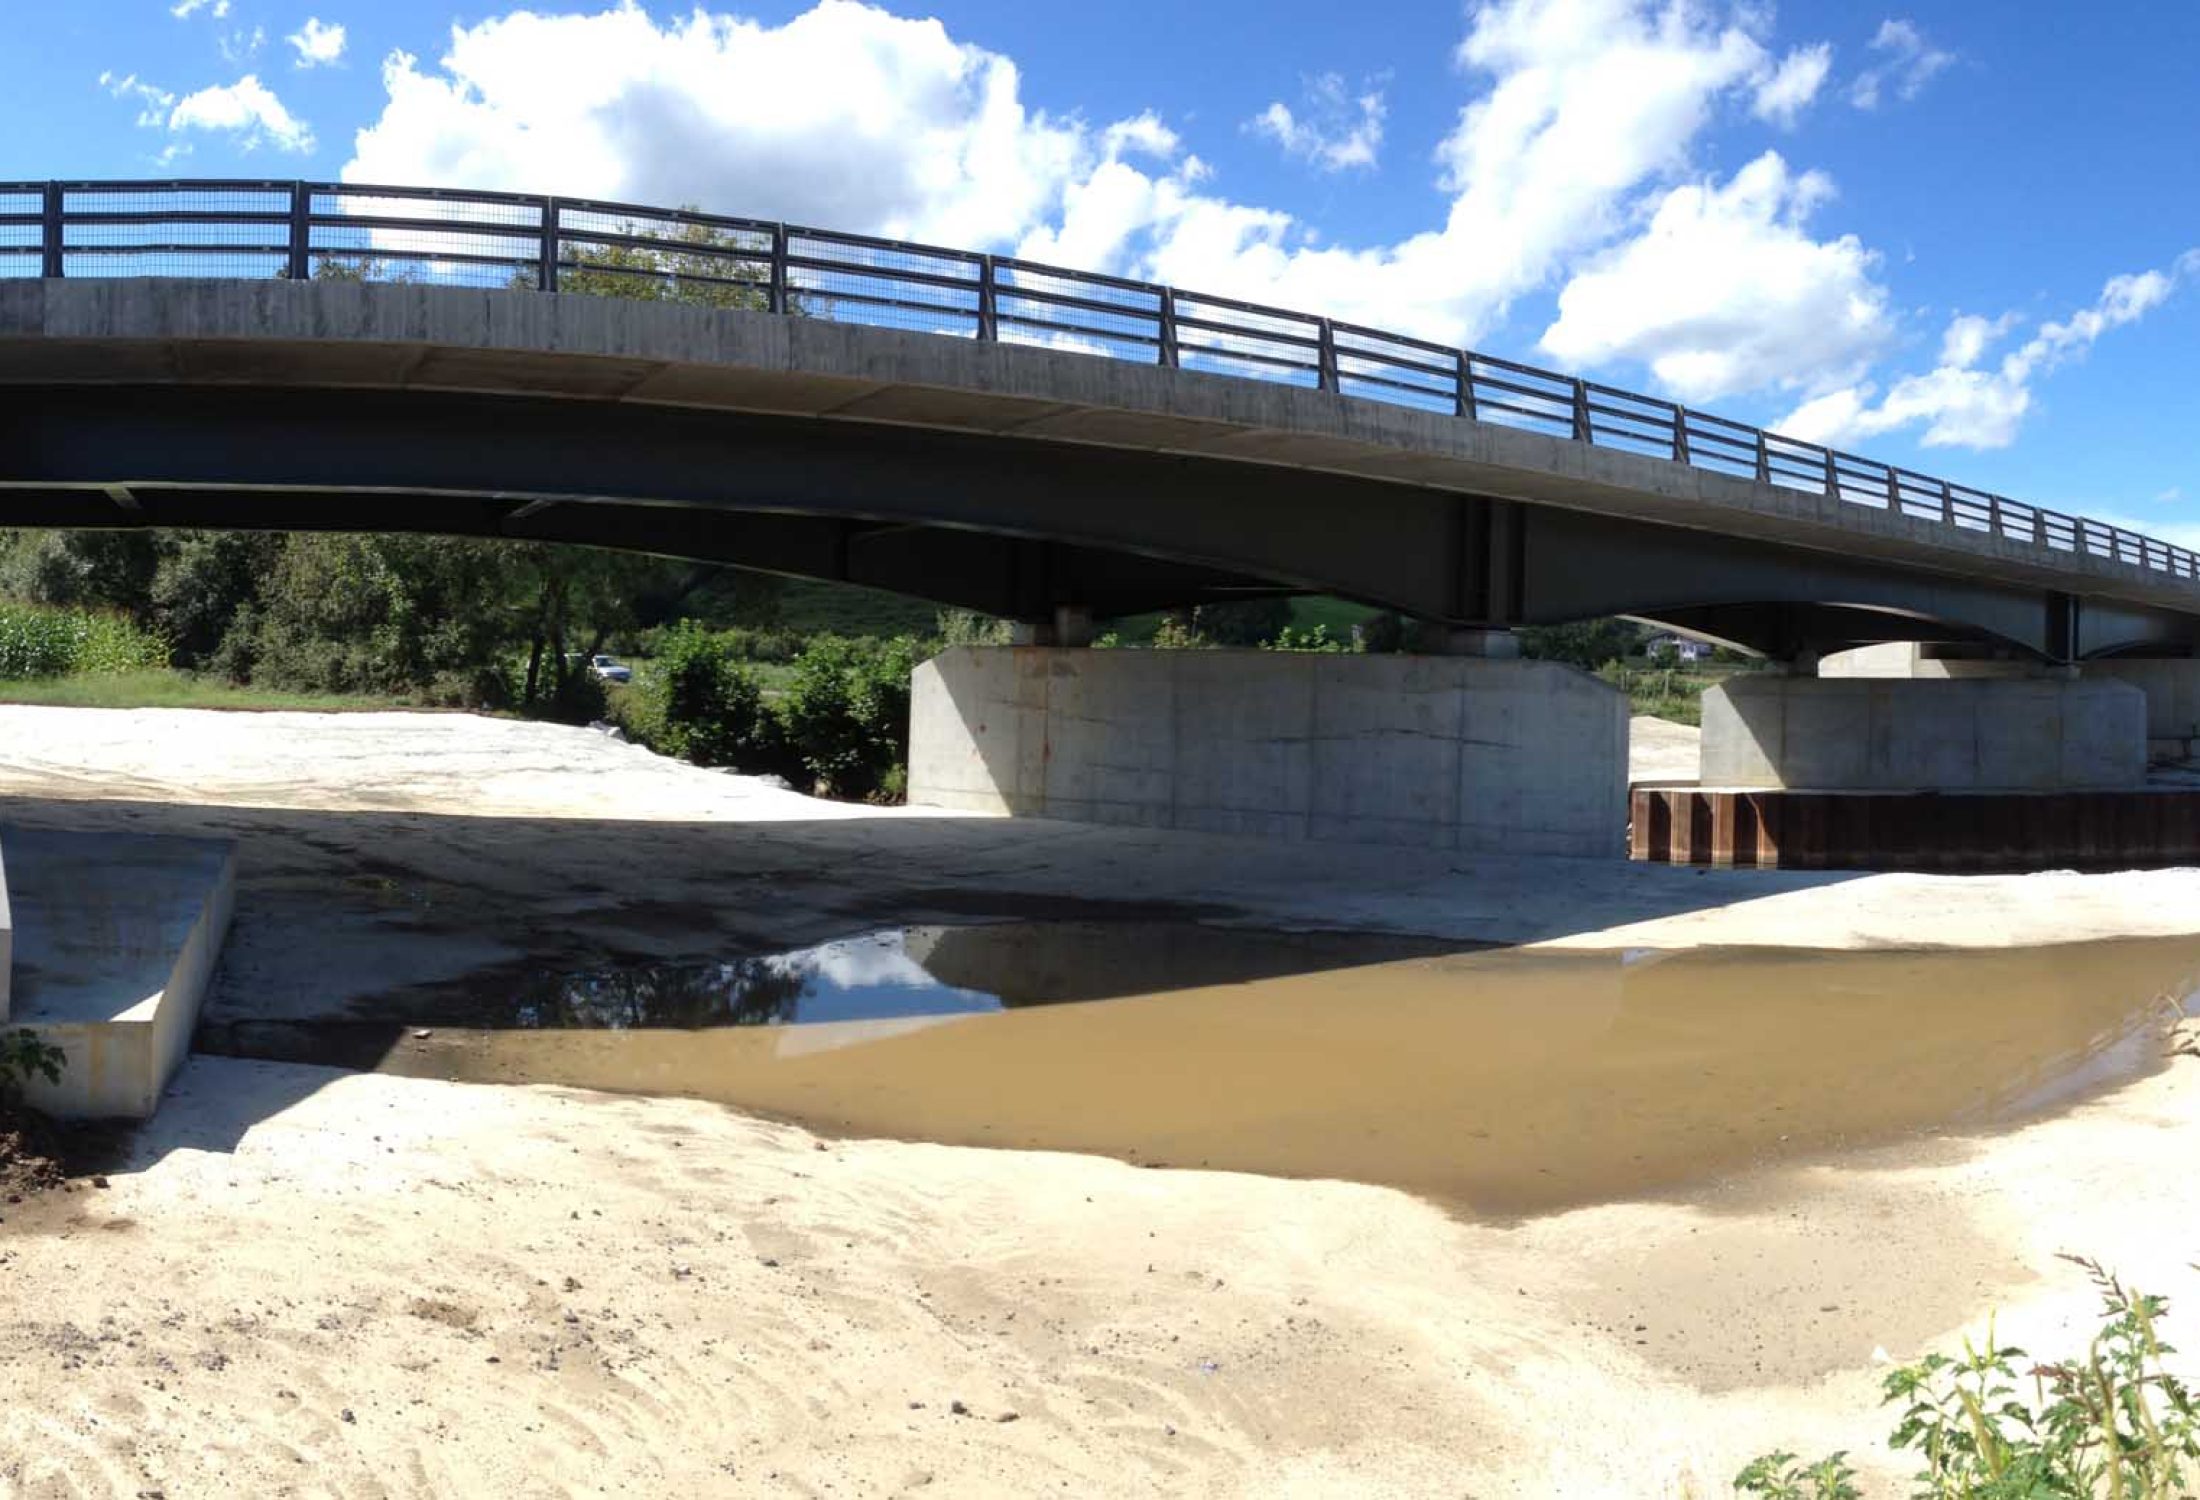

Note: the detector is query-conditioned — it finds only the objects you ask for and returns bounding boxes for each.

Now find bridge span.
[1,180,2195,858]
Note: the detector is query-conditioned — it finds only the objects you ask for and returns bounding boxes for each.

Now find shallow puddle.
[198,923,2200,1216]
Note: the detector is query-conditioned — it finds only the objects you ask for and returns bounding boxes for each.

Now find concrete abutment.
[907,646,1628,856]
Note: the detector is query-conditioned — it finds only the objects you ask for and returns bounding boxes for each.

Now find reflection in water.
[493,931,1001,1030]
[204,924,2200,1218]
[345,923,1455,1029]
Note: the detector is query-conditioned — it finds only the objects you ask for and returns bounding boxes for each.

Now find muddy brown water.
[199,923,2200,1217]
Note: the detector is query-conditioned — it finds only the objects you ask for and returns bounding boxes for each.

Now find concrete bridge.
[1,180,2196,857]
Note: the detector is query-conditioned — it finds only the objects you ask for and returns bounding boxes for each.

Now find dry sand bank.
[6,1048,2200,1498]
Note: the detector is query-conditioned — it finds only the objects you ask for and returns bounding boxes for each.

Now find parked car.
[588,653,633,684]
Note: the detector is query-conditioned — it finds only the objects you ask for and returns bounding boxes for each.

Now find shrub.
[0,603,167,679]
[776,634,921,801]
[1358,611,1405,654]
[528,665,606,726]
[936,607,1013,647]
[644,621,783,769]
[1264,623,1354,653]
[1152,613,1209,650]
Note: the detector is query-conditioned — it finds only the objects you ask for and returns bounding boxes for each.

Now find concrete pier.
[2085,659,2200,762]
[1699,675,2146,791]
[1821,642,2200,764]
[907,647,1628,856]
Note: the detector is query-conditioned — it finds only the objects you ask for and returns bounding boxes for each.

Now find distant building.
[1642,632,1711,663]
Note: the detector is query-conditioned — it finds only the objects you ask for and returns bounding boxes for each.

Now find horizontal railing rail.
[1,178,2192,587]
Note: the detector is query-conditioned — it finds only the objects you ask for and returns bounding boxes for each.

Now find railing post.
[537,196,559,293]
[1754,429,1770,484]
[40,182,62,279]
[1671,401,1689,463]
[1570,378,1591,442]
[1157,285,1178,368]
[1940,479,1954,527]
[1455,350,1476,421]
[1822,448,1838,498]
[1885,466,1900,512]
[976,254,997,341]
[1317,318,1338,392]
[287,181,310,280]
[769,223,788,315]
[1989,495,2005,538]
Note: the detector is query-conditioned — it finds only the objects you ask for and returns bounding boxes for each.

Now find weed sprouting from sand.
[0,1029,64,1108]
[1732,1450,1861,1498]
[1740,1256,2200,1498]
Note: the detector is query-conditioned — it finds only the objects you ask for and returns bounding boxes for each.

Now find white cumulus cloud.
[99,70,177,128]
[289,17,347,67]
[1778,252,2200,450]
[1538,152,1888,403]
[343,0,1884,395]
[170,0,231,17]
[1751,43,1831,127]
[1248,74,1386,172]
[169,75,315,153]
[1849,18,1954,109]
[350,2,1084,249]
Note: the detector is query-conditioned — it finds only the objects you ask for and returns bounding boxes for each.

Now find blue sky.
[10,0,2199,539]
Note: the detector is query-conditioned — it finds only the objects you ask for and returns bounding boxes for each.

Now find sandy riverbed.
[3,706,2200,1498]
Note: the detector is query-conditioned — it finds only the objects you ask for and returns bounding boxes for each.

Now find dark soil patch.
[0,1110,70,1203]
[0,1103,133,1209]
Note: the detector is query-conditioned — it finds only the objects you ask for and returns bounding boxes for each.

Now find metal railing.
[2,177,2192,587]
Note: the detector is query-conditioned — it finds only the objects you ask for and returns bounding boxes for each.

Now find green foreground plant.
[1739,1257,2200,1499]
[0,1029,65,1110]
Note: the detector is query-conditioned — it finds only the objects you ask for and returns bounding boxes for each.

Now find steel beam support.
[0,383,2195,659]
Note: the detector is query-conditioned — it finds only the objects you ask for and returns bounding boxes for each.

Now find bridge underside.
[2,383,2194,662]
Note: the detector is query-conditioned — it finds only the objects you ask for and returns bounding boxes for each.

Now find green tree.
[0,529,163,618]
[553,215,776,311]
[1519,617,1647,670]
[240,534,522,705]
[149,531,283,667]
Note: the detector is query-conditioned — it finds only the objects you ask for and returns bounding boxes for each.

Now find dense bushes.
[776,634,921,801]
[0,604,167,679]
[637,621,784,770]
[616,626,919,802]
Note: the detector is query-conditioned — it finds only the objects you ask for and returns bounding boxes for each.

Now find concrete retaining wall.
[2085,659,2200,747]
[12,830,238,1120]
[908,647,1628,856]
[1700,676,2147,791]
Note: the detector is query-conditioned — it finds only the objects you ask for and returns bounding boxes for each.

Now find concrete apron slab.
[907,647,1630,857]
[3,827,237,1120]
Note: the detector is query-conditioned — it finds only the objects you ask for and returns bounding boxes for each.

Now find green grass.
[0,669,420,712]
[1286,597,1381,636]
[1599,662,1761,725]
[771,579,941,638]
